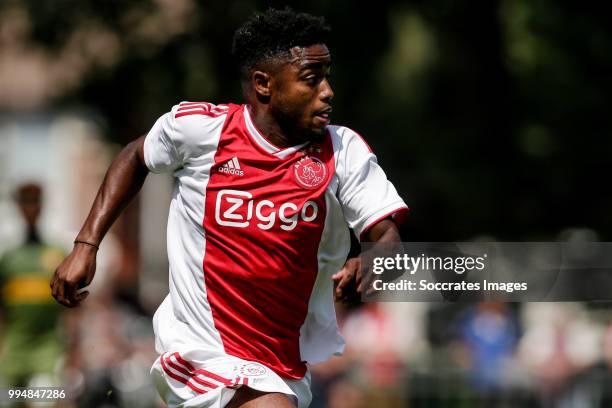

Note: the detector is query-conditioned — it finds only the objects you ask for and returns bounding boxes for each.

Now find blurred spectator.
[0,183,68,387]
[326,378,365,408]
[313,301,428,408]
[519,303,603,408]
[457,302,519,392]
[335,303,410,407]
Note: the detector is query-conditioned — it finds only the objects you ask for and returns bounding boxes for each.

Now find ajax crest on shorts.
[238,362,268,377]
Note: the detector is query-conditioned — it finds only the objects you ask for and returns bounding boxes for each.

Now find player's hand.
[50,243,97,307]
[332,257,362,302]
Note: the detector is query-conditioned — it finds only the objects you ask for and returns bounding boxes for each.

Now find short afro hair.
[232,8,331,81]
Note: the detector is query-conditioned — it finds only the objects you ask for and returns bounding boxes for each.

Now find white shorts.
[150,350,312,408]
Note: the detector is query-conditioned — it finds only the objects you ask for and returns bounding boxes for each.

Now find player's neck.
[247,105,294,149]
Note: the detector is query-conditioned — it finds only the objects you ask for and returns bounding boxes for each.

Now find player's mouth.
[313,107,332,125]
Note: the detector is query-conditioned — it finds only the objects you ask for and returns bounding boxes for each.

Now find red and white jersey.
[143,102,408,380]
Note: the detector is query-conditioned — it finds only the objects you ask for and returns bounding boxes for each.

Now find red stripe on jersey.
[175,109,214,118]
[175,110,229,119]
[359,206,409,241]
[160,355,208,394]
[175,103,230,118]
[178,104,211,112]
[201,106,335,379]
[180,101,212,107]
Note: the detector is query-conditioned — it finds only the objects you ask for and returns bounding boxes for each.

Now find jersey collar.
[243,105,309,159]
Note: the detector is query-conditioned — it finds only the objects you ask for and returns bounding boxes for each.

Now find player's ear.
[253,71,271,98]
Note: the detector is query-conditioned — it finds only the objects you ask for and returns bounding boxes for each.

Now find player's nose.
[320,78,334,102]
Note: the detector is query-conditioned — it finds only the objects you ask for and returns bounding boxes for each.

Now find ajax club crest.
[294,155,328,189]
[239,363,267,377]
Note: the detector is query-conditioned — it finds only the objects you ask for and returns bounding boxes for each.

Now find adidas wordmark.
[218,157,244,176]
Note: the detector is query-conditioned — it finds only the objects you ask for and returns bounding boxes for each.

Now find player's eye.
[304,75,319,86]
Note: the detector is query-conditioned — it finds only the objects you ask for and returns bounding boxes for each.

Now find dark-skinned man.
[51,8,408,408]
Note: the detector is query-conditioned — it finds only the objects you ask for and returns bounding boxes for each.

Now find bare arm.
[362,218,401,244]
[51,136,149,307]
[332,219,401,302]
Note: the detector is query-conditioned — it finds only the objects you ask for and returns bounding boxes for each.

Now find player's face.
[270,44,334,142]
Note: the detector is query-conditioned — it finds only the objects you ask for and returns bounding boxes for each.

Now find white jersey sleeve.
[331,126,409,240]
[143,103,229,174]
[143,109,182,173]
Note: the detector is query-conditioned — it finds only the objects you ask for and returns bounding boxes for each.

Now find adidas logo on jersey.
[218,157,244,176]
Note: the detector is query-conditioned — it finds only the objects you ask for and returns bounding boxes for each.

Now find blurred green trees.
[2,0,610,240]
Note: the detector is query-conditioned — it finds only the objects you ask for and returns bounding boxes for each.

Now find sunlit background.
[1,0,611,407]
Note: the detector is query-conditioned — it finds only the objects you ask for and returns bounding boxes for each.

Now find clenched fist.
[50,243,97,307]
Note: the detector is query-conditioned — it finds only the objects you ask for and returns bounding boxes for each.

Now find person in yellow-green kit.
[0,183,68,387]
